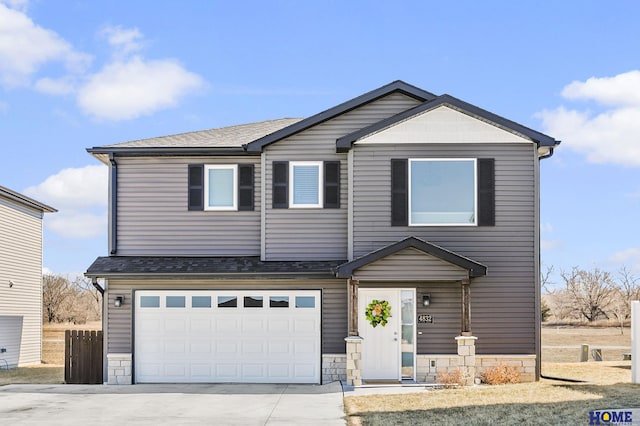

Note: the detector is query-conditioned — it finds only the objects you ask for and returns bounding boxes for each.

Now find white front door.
[358,289,401,381]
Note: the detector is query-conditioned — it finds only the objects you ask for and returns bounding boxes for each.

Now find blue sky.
[1,1,639,288]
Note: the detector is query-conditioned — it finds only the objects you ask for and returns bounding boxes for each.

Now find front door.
[358,289,402,381]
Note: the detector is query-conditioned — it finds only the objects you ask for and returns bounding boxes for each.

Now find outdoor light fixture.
[423,294,431,307]
[114,296,124,307]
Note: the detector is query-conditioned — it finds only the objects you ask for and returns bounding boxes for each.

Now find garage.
[134,290,321,384]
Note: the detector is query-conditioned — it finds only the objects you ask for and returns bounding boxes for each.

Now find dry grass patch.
[345,362,640,425]
[0,365,64,385]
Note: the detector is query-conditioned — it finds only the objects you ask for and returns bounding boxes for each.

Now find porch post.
[460,278,472,336]
[348,278,359,336]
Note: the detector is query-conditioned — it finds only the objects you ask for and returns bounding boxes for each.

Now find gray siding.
[0,197,43,366]
[359,282,461,354]
[116,156,260,256]
[353,247,469,281]
[352,143,537,354]
[264,92,422,261]
[106,279,347,354]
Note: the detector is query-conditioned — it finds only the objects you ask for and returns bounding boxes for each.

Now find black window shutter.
[391,159,408,226]
[238,164,254,211]
[324,161,340,208]
[272,161,289,208]
[477,158,495,226]
[188,164,204,211]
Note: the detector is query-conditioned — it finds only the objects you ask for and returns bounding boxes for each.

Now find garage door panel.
[135,290,321,383]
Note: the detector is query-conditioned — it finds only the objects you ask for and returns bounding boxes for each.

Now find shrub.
[436,368,465,388]
[481,363,521,385]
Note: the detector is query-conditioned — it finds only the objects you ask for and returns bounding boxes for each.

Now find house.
[0,186,56,368]
[85,80,559,385]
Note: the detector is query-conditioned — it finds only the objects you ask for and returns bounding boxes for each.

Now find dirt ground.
[42,321,102,365]
[541,325,631,363]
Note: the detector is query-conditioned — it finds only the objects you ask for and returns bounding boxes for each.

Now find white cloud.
[609,248,640,271]
[538,70,640,167]
[0,3,91,87]
[541,239,563,251]
[77,56,205,121]
[47,210,107,238]
[34,76,76,95]
[540,223,553,233]
[24,165,108,239]
[0,0,29,12]
[100,25,144,58]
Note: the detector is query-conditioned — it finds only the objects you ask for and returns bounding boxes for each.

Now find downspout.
[539,147,555,161]
[109,153,118,255]
[91,277,104,295]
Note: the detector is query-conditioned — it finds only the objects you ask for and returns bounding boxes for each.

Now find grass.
[345,327,638,425]
[0,365,64,385]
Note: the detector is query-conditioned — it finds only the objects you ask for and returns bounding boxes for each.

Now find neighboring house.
[85,80,559,385]
[0,186,56,368]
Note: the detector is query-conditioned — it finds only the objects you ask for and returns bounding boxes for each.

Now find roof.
[335,236,487,278]
[336,94,561,152]
[85,256,345,279]
[87,118,302,162]
[0,185,57,213]
[244,80,436,153]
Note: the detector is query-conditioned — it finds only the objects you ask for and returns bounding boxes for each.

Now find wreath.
[365,299,391,328]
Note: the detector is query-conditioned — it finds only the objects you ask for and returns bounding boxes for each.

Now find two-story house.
[85,81,559,385]
[1,186,56,368]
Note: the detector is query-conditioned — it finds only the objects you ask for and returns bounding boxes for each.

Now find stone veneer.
[475,355,537,383]
[344,336,363,386]
[107,353,132,385]
[322,354,347,383]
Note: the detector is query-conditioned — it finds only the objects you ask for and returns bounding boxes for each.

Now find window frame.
[408,158,478,227]
[204,164,238,211]
[289,161,323,208]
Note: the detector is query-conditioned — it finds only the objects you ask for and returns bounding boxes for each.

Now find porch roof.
[335,237,487,279]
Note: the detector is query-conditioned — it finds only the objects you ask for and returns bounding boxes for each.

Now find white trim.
[408,158,477,227]
[204,164,238,211]
[289,161,323,208]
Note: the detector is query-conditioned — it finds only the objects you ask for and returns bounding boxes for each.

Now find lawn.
[0,365,63,385]
[345,326,638,425]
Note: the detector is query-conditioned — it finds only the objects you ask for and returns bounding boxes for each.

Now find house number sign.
[417,314,433,324]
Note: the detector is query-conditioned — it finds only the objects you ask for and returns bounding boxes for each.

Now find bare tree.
[43,274,74,322]
[541,264,555,294]
[43,273,102,323]
[561,267,613,322]
[609,266,640,334]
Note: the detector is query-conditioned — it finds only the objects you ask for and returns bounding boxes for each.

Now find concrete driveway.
[0,382,346,425]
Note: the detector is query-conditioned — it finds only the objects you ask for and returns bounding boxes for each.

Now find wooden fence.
[64,330,103,384]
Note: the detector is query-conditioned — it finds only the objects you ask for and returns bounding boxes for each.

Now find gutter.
[539,147,556,160]
[109,153,118,255]
[91,278,105,295]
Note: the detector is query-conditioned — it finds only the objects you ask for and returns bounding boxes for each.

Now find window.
[166,296,186,308]
[218,296,237,308]
[409,159,477,226]
[289,161,323,208]
[204,165,237,210]
[140,296,160,308]
[269,296,289,308]
[244,296,263,308]
[295,296,315,308]
[192,296,211,308]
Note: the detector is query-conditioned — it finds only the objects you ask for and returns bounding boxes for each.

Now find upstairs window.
[289,161,323,208]
[188,164,254,212]
[272,160,340,209]
[205,165,237,210]
[409,159,476,226]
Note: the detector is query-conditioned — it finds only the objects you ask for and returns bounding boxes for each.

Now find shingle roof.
[335,236,487,278]
[0,185,57,213]
[85,256,344,279]
[98,118,303,149]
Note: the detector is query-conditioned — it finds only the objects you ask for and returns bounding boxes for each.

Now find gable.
[355,105,532,145]
[352,247,470,281]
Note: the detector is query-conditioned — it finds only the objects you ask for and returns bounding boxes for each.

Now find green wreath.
[365,299,391,328]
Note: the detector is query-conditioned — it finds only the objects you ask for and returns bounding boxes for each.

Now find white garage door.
[134,290,321,384]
